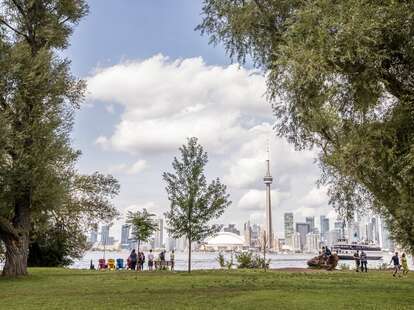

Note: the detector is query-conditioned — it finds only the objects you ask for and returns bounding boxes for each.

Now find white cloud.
[108,159,148,175]
[87,54,269,155]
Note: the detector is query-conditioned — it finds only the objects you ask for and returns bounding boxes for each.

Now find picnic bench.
[154,260,174,270]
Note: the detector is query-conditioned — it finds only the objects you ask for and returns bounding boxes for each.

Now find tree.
[0,1,120,277]
[28,173,120,267]
[127,209,158,253]
[163,137,231,272]
[198,1,414,252]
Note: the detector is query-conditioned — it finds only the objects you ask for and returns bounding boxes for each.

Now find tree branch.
[0,18,27,39]
[0,216,19,240]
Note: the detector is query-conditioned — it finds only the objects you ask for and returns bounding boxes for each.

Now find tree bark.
[188,235,192,273]
[2,233,29,277]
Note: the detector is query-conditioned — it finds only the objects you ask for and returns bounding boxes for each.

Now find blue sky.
[65,1,334,239]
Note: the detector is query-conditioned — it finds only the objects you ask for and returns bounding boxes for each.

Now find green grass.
[0,268,413,310]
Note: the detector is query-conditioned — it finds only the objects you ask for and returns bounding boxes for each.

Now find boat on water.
[331,239,383,260]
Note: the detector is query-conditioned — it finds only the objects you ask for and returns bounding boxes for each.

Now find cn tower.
[263,149,273,249]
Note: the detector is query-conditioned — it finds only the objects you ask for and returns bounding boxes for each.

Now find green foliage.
[163,137,231,272]
[0,1,119,275]
[236,251,270,269]
[198,0,414,252]
[127,208,158,251]
[217,252,225,268]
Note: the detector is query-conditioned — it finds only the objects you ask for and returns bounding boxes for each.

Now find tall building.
[284,213,294,240]
[305,232,320,253]
[306,216,315,232]
[243,221,252,247]
[153,219,164,249]
[320,216,330,241]
[121,224,130,246]
[100,225,110,245]
[89,225,98,244]
[263,150,274,249]
[296,223,311,251]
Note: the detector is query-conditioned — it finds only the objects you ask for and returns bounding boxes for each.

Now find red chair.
[98,259,107,270]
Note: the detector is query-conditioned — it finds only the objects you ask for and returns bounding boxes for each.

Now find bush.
[236,252,270,269]
[217,252,225,268]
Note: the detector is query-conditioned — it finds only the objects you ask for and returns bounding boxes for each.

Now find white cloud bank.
[88,54,269,155]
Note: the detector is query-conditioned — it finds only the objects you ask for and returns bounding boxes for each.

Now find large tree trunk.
[2,233,29,277]
[187,236,192,273]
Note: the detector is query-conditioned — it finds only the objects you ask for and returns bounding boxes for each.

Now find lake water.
[69,250,412,271]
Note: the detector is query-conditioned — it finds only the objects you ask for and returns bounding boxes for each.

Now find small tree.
[163,137,231,272]
[127,209,158,252]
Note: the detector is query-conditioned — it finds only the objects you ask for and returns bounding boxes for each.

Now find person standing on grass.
[354,250,361,272]
[170,250,175,271]
[129,249,138,270]
[141,252,146,271]
[360,251,368,272]
[148,249,154,271]
[390,252,401,277]
[401,253,409,276]
[137,252,143,271]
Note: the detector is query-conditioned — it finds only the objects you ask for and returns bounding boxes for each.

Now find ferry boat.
[331,239,383,260]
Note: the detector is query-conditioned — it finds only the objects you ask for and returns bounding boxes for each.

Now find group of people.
[127,249,175,271]
[353,250,368,272]
[390,252,409,277]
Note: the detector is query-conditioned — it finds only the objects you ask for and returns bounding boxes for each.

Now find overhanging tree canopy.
[198,0,414,252]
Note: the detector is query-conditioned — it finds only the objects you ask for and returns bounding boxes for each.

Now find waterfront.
[70,250,413,271]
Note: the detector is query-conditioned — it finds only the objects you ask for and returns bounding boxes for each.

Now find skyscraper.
[243,221,252,247]
[306,216,315,232]
[153,218,164,249]
[88,224,98,244]
[100,225,110,245]
[320,216,330,241]
[284,213,294,240]
[263,151,273,249]
[121,224,130,245]
[296,223,310,251]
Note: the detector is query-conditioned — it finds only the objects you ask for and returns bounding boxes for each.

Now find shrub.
[217,252,225,268]
[236,252,270,269]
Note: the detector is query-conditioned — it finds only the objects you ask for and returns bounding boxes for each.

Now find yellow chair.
[107,259,116,270]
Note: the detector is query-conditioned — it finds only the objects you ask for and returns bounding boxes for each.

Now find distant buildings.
[284,212,294,239]
[120,224,131,249]
[305,232,320,253]
[295,223,310,251]
[152,219,164,249]
[223,224,240,236]
[88,226,98,244]
[243,221,252,247]
[320,216,330,242]
[306,216,315,232]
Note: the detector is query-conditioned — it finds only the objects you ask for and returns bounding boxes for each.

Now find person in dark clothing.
[360,251,368,272]
[129,249,137,270]
[354,250,360,272]
[390,252,400,277]
[325,247,332,256]
[141,252,146,271]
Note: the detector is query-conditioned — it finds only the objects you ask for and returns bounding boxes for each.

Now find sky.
[66,0,337,239]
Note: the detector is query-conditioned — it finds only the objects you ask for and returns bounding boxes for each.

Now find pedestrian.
[390,252,401,277]
[360,251,368,272]
[170,250,175,271]
[129,249,137,270]
[353,250,360,272]
[137,252,143,271]
[148,249,154,271]
[141,252,146,271]
[401,253,409,276]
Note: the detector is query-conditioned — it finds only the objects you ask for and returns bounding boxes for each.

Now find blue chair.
[116,258,124,270]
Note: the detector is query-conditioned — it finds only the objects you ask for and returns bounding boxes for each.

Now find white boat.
[331,239,383,260]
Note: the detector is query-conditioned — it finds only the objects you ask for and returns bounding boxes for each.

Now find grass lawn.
[0,268,413,310]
